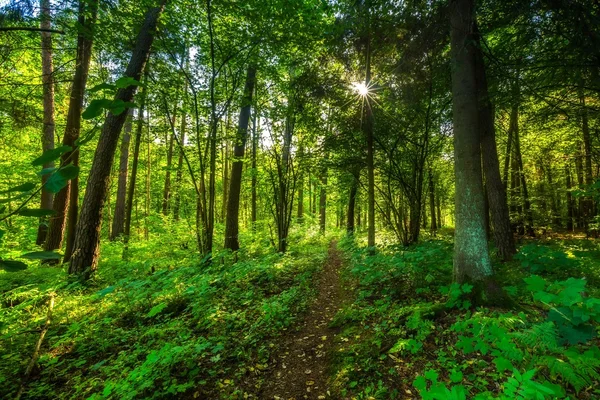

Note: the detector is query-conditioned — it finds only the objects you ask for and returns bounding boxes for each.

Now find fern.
[511,322,559,353]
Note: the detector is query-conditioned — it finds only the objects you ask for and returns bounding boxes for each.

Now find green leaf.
[108,99,136,116]
[21,251,62,260]
[82,99,112,120]
[89,83,116,93]
[46,165,79,194]
[493,356,513,372]
[424,369,439,382]
[450,369,463,383]
[146,302,168,318]
[37,167,58,176]
[0,182,36,194]
[114,76,143,88]
[0,259,27,272]
[524,275,547,293]
[0,229,4,241]
[31,145,72,167]
[17,208,56,217]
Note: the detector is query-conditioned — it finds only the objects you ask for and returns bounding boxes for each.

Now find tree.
[35,0,55,245]
[110,109,133,240]
[224,65,256,251]
[450,0,498,300]
[44,0,97,259]
[69,1,166,278]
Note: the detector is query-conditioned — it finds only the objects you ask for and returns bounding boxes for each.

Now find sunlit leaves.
[46,164,79,194]
[0,182,35,194]
[31,145,72,166]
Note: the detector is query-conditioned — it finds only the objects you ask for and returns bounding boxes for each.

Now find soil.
[258,241,347,400]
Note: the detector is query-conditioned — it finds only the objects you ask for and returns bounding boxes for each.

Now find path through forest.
[259,241,346,399]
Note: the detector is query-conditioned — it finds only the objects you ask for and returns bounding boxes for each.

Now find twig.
[0,27,65,34]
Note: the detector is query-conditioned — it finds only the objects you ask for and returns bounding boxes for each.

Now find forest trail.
[259,241,346,400]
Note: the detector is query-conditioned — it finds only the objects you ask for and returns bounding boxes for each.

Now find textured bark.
[110,109,133,240]
[450,0,493,284]
[44,0,97,258]
[36,0,55,245]
[473,24,516,260]
[124,79,147,252]
[224,66,256,251]
[69,2,165,278]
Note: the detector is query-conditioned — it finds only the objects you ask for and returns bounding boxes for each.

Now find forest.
[0,0,599,398]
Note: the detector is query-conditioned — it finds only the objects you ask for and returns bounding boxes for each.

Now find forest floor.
[257,241,347,400]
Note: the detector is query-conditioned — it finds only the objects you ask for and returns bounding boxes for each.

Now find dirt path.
[259,241,346,400]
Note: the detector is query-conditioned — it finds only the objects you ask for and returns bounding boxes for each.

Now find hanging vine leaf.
[21,251,62,260]
[0,182,36,194]
[46,165,80,194]
[82,99,113,120]
[0,259,27,272]
[17,208,56,217]
[32,145,72,167]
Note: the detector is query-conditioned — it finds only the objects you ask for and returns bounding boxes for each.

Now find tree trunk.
[251,106,258,227]
[162,109,176,216]
[347,173,358,235]
[297,146,304,224]
[174,101,186,220]
[365,29,376,250]
[36,0,55,245]
[473,24,516,260]
[145,111,151,240]
[69,2,165,278]
[44,0,97,259]
[428,169,437,235]
[513,115,534,236]
[110,109,133,240]
[124,76,147,254]
[566,164,574,231]
[224,66,256,251]
[319,165,327,233]
[450,0,494,290]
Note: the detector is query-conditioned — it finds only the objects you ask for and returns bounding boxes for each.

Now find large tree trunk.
[44,0,97,258]
[124,77,147,254]
[473,24,516,260]
[224,66,256,251]
[110,109,133,240]
[36,0,55,245]
[69,2,165,278]
[450,0,495,293]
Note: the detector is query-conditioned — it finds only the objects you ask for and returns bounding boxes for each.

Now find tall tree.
[44,0,98,259]
[110,109,133,240]
[450,0,499,301]
[36,0,55,245]
[69,1,166,278]
[224,66,256,251]
[473,23,516,260]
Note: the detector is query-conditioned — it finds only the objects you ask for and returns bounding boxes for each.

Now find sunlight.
[351,81,369,96]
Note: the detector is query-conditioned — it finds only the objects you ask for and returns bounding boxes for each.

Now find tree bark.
[174,104,186,221]
[162,105,177,216]
[36,0,55,245]
[69,2,165,278]
[44,0,97,259]
[450,0,494,287]
[347,172,358,234]
[473,23,516,260]
[224,66,256,251]
[110,109,133,240]
[566,164,574,231]
[251,106,258,227]
[124,77,147,254]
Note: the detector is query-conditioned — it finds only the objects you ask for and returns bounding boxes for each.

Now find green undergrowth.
[332,234,600,399]
[0,226,331,399]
